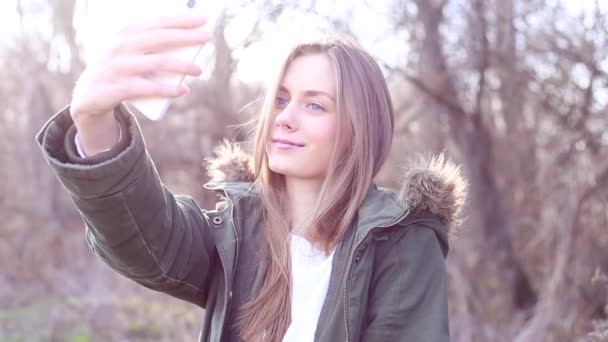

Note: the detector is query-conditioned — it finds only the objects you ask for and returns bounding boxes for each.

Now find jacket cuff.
[35,102,148,198]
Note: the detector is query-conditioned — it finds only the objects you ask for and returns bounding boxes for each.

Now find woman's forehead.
[280,53,336,97]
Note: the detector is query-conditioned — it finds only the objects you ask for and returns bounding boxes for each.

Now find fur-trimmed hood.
[206,141,468,234]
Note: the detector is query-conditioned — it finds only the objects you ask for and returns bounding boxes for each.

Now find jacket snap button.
[212,216,223,225]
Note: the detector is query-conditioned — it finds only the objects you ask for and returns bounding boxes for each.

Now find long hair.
[235,37,395,341]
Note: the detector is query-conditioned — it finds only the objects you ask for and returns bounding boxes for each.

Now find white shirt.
[282,234,335,342]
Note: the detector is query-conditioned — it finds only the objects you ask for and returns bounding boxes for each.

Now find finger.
[113,54,203,77]
[115,78,189,100]
[120,28,212,54]
[119,14,207,36]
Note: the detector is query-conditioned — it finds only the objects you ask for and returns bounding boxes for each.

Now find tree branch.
[382,62,469,118]
[473,0,489,118]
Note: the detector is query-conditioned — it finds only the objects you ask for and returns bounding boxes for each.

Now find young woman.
[36,14,466,342]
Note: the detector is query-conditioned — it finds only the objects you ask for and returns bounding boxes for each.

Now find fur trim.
[399,153,468,233]
[206,142,467,232]
[206,140,255,183]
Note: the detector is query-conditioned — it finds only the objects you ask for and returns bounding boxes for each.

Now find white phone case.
[82,0,226,120]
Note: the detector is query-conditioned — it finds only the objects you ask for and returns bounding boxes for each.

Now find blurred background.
[1,0,607,341]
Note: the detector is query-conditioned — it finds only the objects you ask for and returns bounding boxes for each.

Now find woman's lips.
[272,138,304,149]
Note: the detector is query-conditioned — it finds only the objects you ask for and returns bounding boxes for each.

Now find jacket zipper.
[342,212,411,342]
[219,193,240,340]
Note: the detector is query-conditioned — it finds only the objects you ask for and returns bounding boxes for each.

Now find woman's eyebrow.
[278,85,335,103]
[303,90,335,103]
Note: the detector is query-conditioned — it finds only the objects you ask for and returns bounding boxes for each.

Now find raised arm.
[34,15,221,307]
[36,102,225,306]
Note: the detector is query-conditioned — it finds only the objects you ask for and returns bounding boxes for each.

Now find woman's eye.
[275,97,288,107]
[307,103,325,111]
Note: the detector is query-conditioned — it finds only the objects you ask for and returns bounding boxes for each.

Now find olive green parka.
[36,103,467,341]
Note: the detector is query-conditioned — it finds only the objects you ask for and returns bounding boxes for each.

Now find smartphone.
[81,0,226,120]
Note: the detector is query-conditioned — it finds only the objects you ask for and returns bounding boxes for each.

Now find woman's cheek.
[315,120,339,164]
[317,116,339,144]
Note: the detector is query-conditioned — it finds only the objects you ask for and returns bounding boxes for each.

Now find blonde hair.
[236,37,394,341]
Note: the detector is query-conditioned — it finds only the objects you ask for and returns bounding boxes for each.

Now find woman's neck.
[284,177,323,236]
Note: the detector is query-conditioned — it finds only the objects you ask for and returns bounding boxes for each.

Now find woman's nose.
[275,104,297,131]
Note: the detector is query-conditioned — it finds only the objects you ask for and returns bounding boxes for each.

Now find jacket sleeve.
[35,103,219,307]
[361,222,450,341]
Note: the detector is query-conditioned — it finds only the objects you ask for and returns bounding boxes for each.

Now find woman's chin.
[269,161,306,178]
[268,154,324,180]
[268,162,293,177]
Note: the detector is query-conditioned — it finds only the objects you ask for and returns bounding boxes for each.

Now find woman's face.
[267,53,339,181]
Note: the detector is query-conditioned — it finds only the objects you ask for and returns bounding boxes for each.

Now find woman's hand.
[70,15,211,156]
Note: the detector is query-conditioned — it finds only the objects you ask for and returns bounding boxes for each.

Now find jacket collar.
[204,140,468,237]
